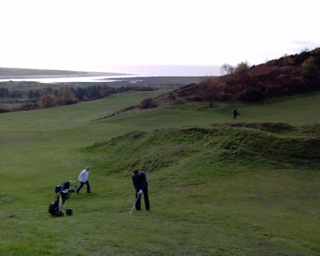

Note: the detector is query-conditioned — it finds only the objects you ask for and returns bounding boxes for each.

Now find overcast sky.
[1,0,319,72]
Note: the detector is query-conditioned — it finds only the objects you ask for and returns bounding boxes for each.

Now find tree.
[220,64,234,75]
[38,93,56,108]
[234,61,250,73]
[198,79,224,108]
[56,87,78,105]
[28,90,35,99]
[0,88,10,98]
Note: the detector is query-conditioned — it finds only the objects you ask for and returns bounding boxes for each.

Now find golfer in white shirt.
[76,166,91,193]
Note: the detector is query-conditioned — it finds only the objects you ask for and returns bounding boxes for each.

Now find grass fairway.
[0,90,320,255]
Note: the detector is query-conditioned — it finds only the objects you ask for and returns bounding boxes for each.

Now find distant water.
[0,65,221,83]
[100,65,221,77]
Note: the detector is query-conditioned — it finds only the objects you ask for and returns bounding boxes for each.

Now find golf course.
[0,83,319,255]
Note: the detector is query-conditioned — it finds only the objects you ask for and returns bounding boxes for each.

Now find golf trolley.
[48,180,76,217]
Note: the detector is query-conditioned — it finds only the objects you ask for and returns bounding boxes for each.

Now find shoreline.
[0,71,131,79]
[0,67,211,86]
[0,65,220,80]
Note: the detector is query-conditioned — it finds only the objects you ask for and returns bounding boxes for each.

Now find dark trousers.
[136,184,150,211]
[76,180,91,193]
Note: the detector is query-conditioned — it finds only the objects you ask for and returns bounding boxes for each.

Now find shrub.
[239,87,265,102]
[234,61,250,73]
[139,97,158,109]
[0,104,10,113]
[38,93,56,108]
[302,56,319,80]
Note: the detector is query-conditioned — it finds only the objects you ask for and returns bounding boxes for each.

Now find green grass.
[0,90,320,255]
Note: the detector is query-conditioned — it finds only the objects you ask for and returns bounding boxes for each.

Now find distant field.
[0,69,206,109]
[0,91,319,255]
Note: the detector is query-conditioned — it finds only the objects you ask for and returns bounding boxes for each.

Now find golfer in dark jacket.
[132,169,150,211]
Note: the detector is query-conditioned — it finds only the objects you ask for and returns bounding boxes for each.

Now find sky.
[1,0,319,73]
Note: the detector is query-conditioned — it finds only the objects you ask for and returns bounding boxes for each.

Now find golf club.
[129,196,140,213]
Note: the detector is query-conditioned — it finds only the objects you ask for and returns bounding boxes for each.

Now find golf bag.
[48,180,76,217]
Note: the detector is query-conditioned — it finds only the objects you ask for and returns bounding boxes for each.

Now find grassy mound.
[83,123,320,174]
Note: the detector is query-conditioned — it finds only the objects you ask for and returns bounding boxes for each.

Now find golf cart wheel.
[66,208,73,216]
[57,211,64,217]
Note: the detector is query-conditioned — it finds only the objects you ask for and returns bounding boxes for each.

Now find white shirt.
[78,169,89,182]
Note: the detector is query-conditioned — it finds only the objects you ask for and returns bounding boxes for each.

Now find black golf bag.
[48,180,76,217]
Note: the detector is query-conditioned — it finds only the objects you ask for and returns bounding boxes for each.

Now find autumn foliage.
[173,48,320,103]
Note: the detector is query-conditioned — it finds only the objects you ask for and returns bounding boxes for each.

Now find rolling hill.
[168,47,320,103]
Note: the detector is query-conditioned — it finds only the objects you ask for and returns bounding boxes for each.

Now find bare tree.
[198,80,224,108]
[220,64,234,75]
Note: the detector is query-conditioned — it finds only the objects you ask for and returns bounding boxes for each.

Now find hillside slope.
[1,89,320,255]
[169,48,320,102]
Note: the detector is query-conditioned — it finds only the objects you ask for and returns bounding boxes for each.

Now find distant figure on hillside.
[233,108,240,119]
[132,169,150,211]
[76,166,91,194]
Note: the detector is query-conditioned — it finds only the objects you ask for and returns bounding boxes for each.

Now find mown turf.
[0,90,320,255]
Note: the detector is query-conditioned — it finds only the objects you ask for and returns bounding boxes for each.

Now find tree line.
[0,84,155,112]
